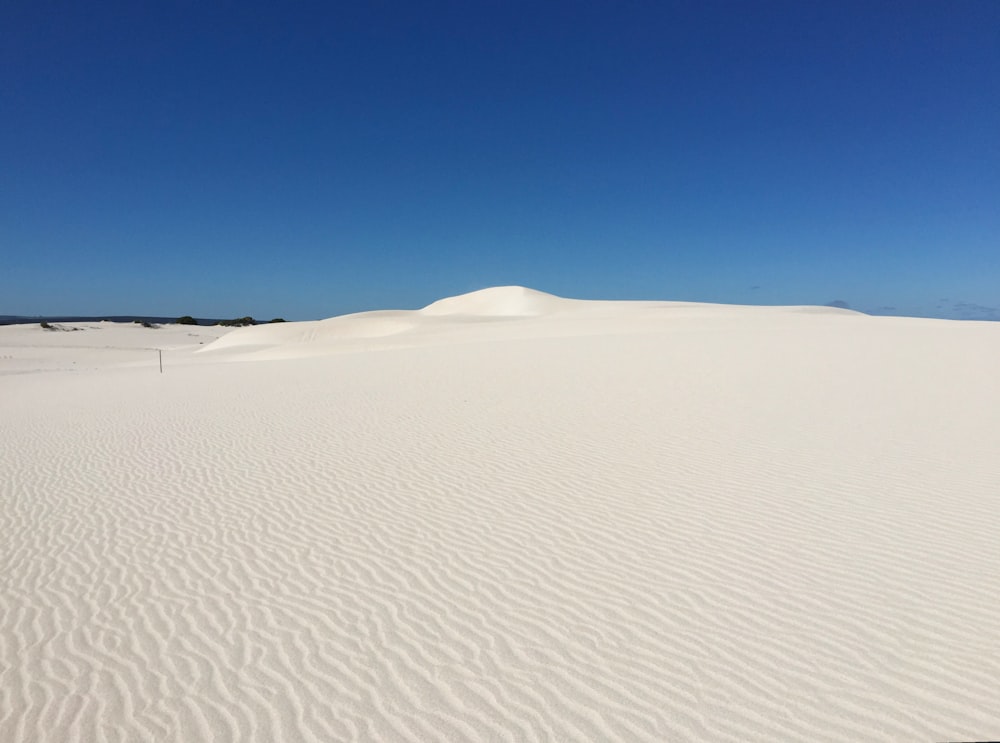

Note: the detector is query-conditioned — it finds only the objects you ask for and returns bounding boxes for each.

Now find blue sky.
[2,1,998,320]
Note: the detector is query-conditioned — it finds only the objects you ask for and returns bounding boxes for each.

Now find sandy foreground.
[1,287,998,742]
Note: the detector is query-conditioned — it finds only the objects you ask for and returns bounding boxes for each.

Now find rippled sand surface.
[2,288,999,742]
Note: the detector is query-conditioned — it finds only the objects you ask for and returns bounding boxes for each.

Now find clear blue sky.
[2,1,998,320]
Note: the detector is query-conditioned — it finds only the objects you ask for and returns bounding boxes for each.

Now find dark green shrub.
[176,315,197,325]
[268,318,286,323]
[217,316,256,327]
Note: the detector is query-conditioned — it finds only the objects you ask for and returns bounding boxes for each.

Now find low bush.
[217,316,256,327]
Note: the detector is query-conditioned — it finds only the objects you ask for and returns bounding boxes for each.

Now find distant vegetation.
[39,321,80,332]
[217,316,256,327]
[175,315,285,327]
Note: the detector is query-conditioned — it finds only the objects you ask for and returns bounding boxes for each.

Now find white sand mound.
[198,287,808,362]
[419,285,574,316]
[202,311,418,356]
[3,291,999,742]
[200,287,598,359]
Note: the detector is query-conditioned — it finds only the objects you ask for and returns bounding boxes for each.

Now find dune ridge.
[198,286,864,361]
[1,288,998,742]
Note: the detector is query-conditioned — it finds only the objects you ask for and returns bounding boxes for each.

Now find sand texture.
[2,288,999,741]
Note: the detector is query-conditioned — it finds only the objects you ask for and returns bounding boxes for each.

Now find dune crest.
[196,287,758,360]
[419,285,571,317]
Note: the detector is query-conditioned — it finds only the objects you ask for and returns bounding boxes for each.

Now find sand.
[2,287,998,742]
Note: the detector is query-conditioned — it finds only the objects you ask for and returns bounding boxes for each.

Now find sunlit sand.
[2,287,998,741]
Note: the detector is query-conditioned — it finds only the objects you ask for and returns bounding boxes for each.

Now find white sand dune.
[2,287,998,742]
[200,286,863,362]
